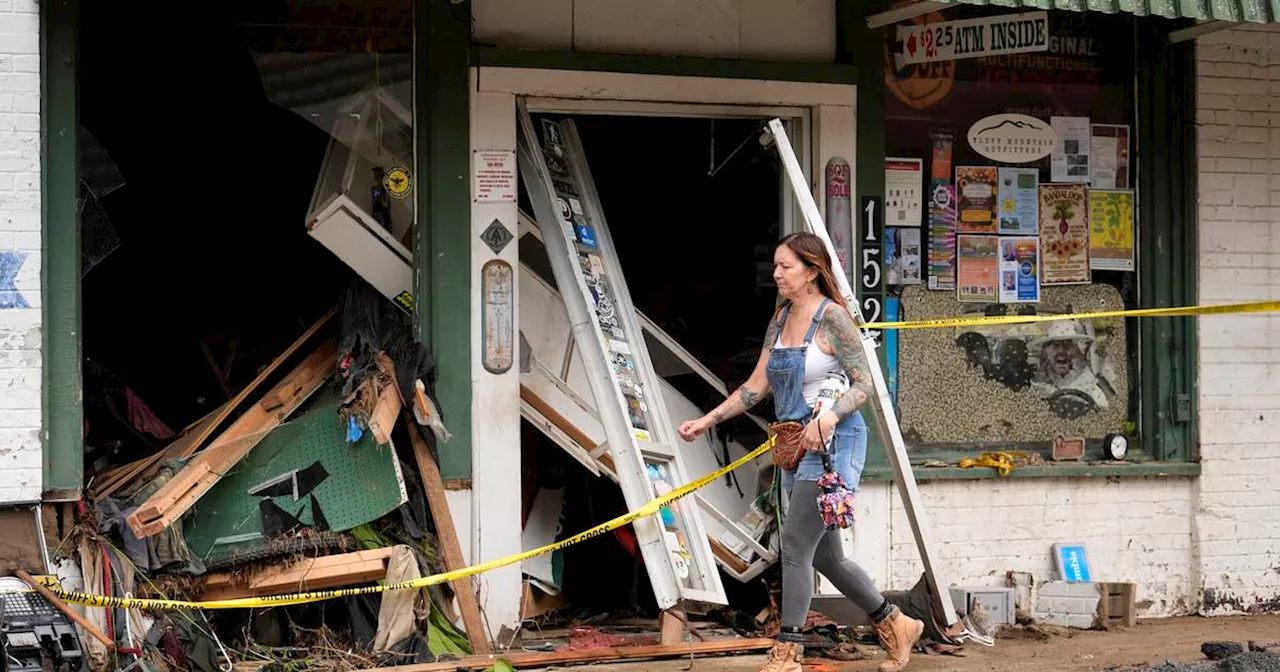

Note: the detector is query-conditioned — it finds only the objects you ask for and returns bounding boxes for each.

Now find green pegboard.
[184,382,408,564]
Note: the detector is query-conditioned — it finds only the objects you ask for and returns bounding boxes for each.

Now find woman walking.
[678,232,923,672]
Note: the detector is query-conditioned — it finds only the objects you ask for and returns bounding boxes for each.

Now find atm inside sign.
[897,11,1049,66]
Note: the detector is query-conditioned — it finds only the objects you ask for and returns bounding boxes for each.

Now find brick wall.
[1194,24,1280,615]
[0,0,41,504]
[882,477,1198,618]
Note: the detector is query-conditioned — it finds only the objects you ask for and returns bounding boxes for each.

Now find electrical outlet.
[1175,393,1192,423]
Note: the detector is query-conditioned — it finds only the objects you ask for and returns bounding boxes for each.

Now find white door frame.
[466,66,863,636]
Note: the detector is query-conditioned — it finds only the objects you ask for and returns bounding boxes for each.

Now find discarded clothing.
[127,386,176,440]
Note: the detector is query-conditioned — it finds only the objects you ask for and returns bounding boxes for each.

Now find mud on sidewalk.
[552,614,1280,672]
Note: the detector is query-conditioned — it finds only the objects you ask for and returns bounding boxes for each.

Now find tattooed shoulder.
[818,306,871,379]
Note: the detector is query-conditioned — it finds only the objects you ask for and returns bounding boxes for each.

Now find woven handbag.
[768,420,807,471]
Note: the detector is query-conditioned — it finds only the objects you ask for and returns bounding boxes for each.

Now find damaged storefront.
[10,0,1275,670]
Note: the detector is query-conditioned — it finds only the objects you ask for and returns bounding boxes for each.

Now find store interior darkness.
[520,113,785,413]
[78,4,360,474]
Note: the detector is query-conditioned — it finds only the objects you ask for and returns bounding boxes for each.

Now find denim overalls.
[766,299,868,494]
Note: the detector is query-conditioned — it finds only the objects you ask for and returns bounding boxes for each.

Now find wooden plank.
[202,548,394,602]
[402,407,493,655]
[91,308,336,502]
[369,354,403,445]
[126,339,337,538]
[380,637,776,671]
[519,383,600,453]
[660,609,685,646]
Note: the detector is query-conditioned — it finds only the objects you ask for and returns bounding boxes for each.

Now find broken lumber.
[92,307,336,502]
[126,338,337,538]
[201,547,394,602]
[368,353,403,445]
[378,637,777,671]
[401,407,492,655]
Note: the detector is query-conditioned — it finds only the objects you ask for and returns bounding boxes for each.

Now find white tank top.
[774,305,844,407]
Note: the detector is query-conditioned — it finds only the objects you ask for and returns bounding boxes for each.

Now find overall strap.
[801,298,832,345]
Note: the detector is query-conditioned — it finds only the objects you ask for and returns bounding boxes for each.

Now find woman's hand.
[678,416,714,442]
[801,412,838,452]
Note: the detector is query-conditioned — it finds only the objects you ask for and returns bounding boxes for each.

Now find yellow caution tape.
[861,299,1280,331]
[44,438,777,611]
[958,452,1031,477]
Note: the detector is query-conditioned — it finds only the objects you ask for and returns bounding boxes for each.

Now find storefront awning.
[866,0,1279,35]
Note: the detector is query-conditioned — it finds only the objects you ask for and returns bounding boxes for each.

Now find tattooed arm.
[677,316,778,442]
[817,304,874,419]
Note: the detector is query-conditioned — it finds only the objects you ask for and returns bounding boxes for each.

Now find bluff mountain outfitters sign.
[967,113,1058,163]
[897,11,1049,66]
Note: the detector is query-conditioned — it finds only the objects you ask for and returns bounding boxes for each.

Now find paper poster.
[885,158,924,227]
[1090,124,1130,190]
[1038,184,1091,284]
[1050,116,1090,183]
[955,166,999,233]
[886,227,922,285]
[956,234,999,303]
[1088,190,1135,271]
[473,150,517,202]
[927,182,957,290]
[999,236,1041,303]
[997,167,1039,235]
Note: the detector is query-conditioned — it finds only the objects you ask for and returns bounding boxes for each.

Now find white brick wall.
[1195,24,1280,615]
[876,477,1198,618]
[0,0,41,505]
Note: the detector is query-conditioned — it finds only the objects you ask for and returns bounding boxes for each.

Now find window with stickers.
[875,8,1140,459]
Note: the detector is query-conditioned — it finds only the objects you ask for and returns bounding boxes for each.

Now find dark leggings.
[780,479,885,629]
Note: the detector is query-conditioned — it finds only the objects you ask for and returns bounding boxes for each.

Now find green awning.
[934,0,1280,23]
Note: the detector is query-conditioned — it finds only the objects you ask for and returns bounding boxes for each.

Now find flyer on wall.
[927,182,957,290]
[1050,116,1091,183]
[1090,124,1130,190]
[1088,189,1135,271]
[997,167,1039,235]
[955,166,999,234]
[956,234,999,303]
[885,158,924,227]
[998,236,1041,303]
[886,227,922,285]
[1038,183,1091,284]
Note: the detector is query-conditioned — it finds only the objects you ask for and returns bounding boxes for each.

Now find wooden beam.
[369,354,403,445]
[377,637,777,671]
[402,407,493,655]
[126,339,337,538]
[201,548,395,602]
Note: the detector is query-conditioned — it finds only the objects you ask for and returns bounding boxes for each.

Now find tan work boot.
[874,605,924,672]
[758,640,804,672]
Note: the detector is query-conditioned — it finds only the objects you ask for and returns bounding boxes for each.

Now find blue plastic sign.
[1054,543,1092,582]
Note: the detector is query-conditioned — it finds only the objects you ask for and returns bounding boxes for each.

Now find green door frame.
[41,0,82,501]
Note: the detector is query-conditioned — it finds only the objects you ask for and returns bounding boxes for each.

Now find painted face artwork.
[772,244,817,299]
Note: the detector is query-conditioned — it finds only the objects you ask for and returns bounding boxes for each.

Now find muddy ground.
[562,614,1280,672]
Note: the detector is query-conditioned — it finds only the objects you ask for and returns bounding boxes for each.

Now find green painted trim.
[934,0,1279,24]
[472,46,859,84]
[1135,21,1199,463]
[40,0,82,500]
[862,460,1201,482]
[843,0,893,471]
[418,0,473,481]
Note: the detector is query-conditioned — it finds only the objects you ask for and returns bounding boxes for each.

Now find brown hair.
[777,232,852,316]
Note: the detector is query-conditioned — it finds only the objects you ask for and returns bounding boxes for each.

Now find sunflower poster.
[1038,183,1090,285]
[955,166,999,234]
[997,167,1039,235]
[1088,189,1135,271]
